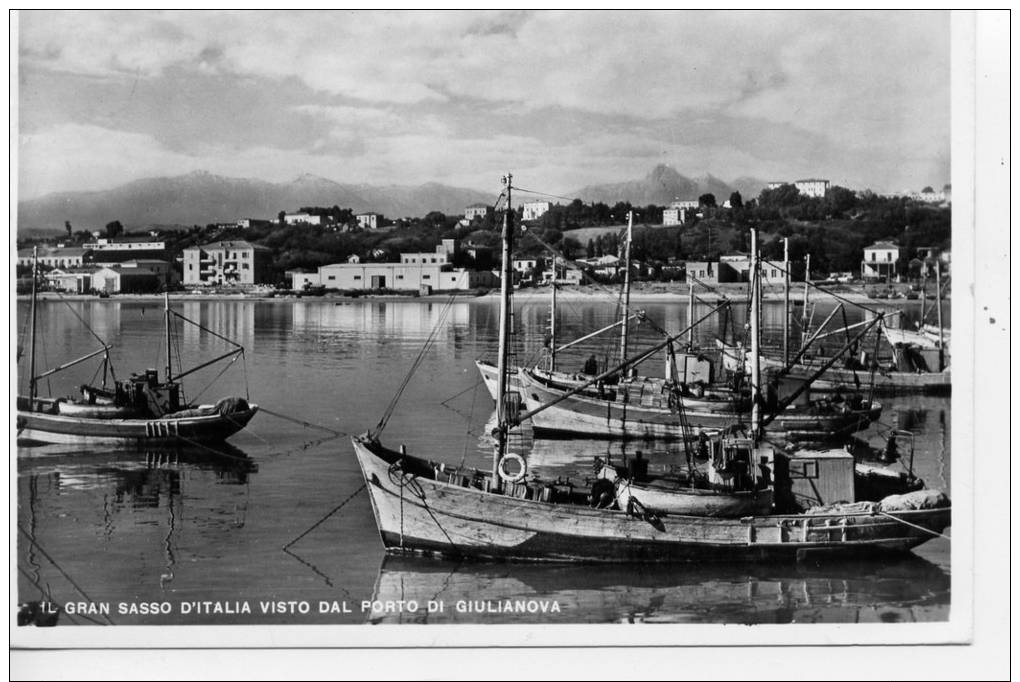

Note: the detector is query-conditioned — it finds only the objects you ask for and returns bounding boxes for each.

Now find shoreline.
[18,284,943,306]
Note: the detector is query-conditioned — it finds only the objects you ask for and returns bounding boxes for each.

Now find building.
[662,207,688,226]
[44,266,98,293]
[766,182,786,190]
[91,265,163,294]
[861,241,900,281]
[294,262,496,293]
[464,203,492,221]
[522,201,551,221]
[182,240,273,286]
[237,218,273,229]
[684,261,717,285]
[284,213,323,226]
[291,239,497,293]
[714,254,785,284]
[17,245,89,269]
[671,199,700,210]
[120,259,174,285]
[356,213,382,230]
[401,239,457,265]
[82,237,167,264]
[541,269,584,286]
[794,179,829,198]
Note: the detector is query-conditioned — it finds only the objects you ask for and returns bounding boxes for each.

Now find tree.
[278,211,286,225]
[698,193,717,208]
[64,221,72,238]
[729,191,743,209]
[105,220,124,239]
[921,186,934,194]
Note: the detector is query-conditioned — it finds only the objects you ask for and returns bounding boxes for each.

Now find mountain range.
[17,166,769,233]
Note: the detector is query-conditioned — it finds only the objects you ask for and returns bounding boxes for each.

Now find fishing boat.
[726,258,951,395]
[350,174,950,563]
[16,255,258,445]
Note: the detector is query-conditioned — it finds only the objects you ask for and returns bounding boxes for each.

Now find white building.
[292,262,496,293]
[464,203,492,221]
[182,240,273,286]
[401,239,457,265]
[17,246,88,269]
[356,213,382,230]
[84,237,166,252]
[671,199,699,210]
[663,207,688,226]
[284,213,323,226]
[794,179,830,198]
[522,201,551,221]
[861,241,900,281]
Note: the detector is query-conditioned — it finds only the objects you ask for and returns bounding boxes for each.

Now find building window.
[242,263,249,270]
[243,252,249,259]
[397,275,404,280]
[189,264,193,270]
[328,275,335,281]
[423,275,431,280]
[353,275,361,280]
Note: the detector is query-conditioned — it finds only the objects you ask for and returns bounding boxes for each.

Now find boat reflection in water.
[18,443,257,626]
[369,554,949,625]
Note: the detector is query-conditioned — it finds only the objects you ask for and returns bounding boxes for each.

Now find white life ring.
[497,453,527,483]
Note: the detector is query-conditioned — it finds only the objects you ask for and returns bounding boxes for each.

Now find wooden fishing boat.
[719,339,951,395]
[351,433,949,562]
[351,174,950,563]
[519,366,878,442]
[16,259,257,445]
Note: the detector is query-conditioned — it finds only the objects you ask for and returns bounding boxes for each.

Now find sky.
[16,10,951,200]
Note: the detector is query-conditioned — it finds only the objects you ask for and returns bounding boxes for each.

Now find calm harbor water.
[16,295,951,625]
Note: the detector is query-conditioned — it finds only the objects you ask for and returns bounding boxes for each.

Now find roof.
[866,241,899,250]
[466,203,490,209]
[46,266,99,275]
[18,246,88,258]
[795,178,829,183]
[121,259,169,265]
[192,240,272,251]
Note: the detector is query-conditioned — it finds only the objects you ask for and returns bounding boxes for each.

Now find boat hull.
[15,405,259,445]
[718,340,951,394]
[520,370,875,442]
[614,479,774,518]
[352,436,950,563]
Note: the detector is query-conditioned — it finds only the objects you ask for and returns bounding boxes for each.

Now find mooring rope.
[257,406,345,437]
[282,483,366,550]
[17,525,115,625]
[876,511,951,540]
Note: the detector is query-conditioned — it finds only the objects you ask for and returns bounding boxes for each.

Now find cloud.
[17,11,951,195]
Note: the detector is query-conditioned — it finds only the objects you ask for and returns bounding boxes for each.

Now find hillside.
[571,165,762,206]
[17,171,494,232]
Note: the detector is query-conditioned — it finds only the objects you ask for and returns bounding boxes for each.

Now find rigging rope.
[372,293,459,438]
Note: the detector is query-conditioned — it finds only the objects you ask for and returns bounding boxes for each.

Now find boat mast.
[619,211,633,369]
[549,257,557,372]
[493,172,514,489]
[164,291,173,383]
[750,228,762,443]
[935,257,944,367]
[783,238,790,366]
[687,281,695,348]
[28,246,39,406]
[800,252,810,349]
